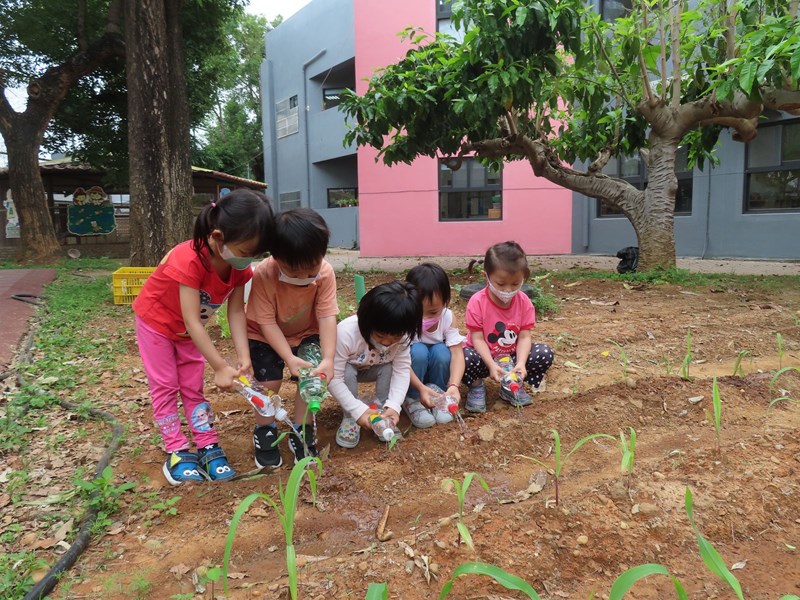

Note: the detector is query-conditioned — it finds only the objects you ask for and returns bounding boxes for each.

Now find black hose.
[5,290,125,600]
[22,398,124,600]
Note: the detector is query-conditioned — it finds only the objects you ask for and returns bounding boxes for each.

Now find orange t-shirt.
[245,257,338,347]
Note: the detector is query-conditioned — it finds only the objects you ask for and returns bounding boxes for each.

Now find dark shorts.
[249,334,320,382]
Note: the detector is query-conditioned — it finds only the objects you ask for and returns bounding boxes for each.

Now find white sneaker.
[403,397,436,428]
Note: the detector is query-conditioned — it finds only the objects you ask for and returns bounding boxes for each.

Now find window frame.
[600,0,632,21]
[322,88,348,111]
[438,157,503,222]
[743,119,800,214]
[275,94,299,139]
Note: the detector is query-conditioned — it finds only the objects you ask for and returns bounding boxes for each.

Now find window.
[275,95,299,138]
[439,158,502,221]
[436,0,452,18]
[279,191,301,210]
[601,0,632,20]
[597,147,693,216]
[323,88,347,111]
[327,187,358,208]
[745,121,800,212]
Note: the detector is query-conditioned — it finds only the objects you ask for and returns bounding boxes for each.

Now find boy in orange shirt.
[245,208,338,466]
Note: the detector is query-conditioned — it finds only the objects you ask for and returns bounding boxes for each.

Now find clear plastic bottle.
[298,343,326,414]
[236,375,289,422]
[367,404,401,442]
[496,356,522,398]
[434,394,459,416]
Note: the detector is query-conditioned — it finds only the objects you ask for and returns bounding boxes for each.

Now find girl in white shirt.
[329,281,421,448]
[404,263,466,427]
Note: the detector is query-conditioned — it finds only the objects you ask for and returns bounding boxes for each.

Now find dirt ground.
[3,269,800,599]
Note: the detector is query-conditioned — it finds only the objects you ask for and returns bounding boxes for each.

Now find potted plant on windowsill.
[336,196,358,208]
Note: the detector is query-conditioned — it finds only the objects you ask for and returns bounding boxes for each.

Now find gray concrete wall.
[572,126,800,260]
[261,0,358,244]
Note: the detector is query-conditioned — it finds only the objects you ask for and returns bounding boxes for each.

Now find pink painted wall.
[354,0,572,257]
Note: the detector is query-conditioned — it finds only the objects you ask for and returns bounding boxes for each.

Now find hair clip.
[211,202,217,208]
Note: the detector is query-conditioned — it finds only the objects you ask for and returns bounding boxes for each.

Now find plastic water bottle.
[434,394,459,416]
[236,375,289,422]
[368,404,400,442]
[496,356,522,398]
[298,343,326,414]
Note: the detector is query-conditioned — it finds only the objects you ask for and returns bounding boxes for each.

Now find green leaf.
[223,492,271,596]
[457,521,474,551]
[791,47,800,82]
[685,488,744,600]
[609,564,688,600]
[516,6,528,26]
[439,562,540,599]
[738,62,757,95]
[770,367,800,394]
[365,583,389,600]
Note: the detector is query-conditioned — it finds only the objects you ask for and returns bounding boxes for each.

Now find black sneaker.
[253,424,282,468]
[288,423,318,464]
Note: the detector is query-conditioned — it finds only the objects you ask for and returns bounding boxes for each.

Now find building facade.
[262,0,800,260]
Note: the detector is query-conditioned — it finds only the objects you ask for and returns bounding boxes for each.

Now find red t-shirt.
[133,240,252,340]
[464,286,536,358]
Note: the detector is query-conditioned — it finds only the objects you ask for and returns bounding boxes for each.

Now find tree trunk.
[0,3,123,263]
[126,0,193,266]
[628,140,678,270]
[5,132,61,262]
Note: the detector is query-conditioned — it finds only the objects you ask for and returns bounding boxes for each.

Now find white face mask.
[370,337,390,352]
[278,271,319,286]
[488,281,521,304]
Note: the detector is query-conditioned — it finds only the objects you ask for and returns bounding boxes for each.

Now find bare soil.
[3,271,800,599]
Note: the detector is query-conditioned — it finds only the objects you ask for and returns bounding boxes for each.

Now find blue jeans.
[407,342,451,399]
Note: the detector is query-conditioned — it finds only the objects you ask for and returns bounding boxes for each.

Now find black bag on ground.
[616,246,639,273]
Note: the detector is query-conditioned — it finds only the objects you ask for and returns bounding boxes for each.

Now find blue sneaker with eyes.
[198,444,235,482]
[162,451,205,486]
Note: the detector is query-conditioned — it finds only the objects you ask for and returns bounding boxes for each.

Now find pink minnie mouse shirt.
[464,286,535,358]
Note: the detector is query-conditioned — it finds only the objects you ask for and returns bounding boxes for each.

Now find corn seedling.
[444,472,490,550]
[222,456,322,599]
[769,396,798,409]
[711,377,722,456]
[680,328,692,380]
[776,333,785,369]
[685,487,744,600]
[770,366,800,395]
[439,563,540,599]
[619,427,636,494]
[732,350,750,377]
[365,582,388,599]
[518,429,614,506]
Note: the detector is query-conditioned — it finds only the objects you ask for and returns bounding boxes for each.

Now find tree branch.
[77,0,88,52]
[671,0,682,109]
[790,0,798,18]
[0,72,15,133]
[659,6,667,103]
[725,1,736,62]
[591,25,637,110]
[461,134,643,214]
[634,3,657,108]
[761,86,800,114]
[697,116,758,141]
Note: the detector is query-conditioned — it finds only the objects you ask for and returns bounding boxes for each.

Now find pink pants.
[135,317,218,452]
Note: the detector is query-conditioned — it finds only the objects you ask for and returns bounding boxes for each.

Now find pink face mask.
[422,315,441,331]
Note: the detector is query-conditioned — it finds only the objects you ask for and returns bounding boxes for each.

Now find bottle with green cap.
[298,343,327,413]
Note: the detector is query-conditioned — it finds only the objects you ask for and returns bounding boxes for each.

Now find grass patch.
[538,266,800,291]
[0,256,122,272]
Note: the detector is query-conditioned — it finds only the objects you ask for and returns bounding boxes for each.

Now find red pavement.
[0,269,57,372]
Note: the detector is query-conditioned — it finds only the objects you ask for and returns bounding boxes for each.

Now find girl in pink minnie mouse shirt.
[461,241,554,413]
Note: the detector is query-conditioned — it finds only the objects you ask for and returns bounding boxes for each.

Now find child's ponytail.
[192,189,275,264]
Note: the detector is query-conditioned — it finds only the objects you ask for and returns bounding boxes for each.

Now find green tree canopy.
[343,0,800,269]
